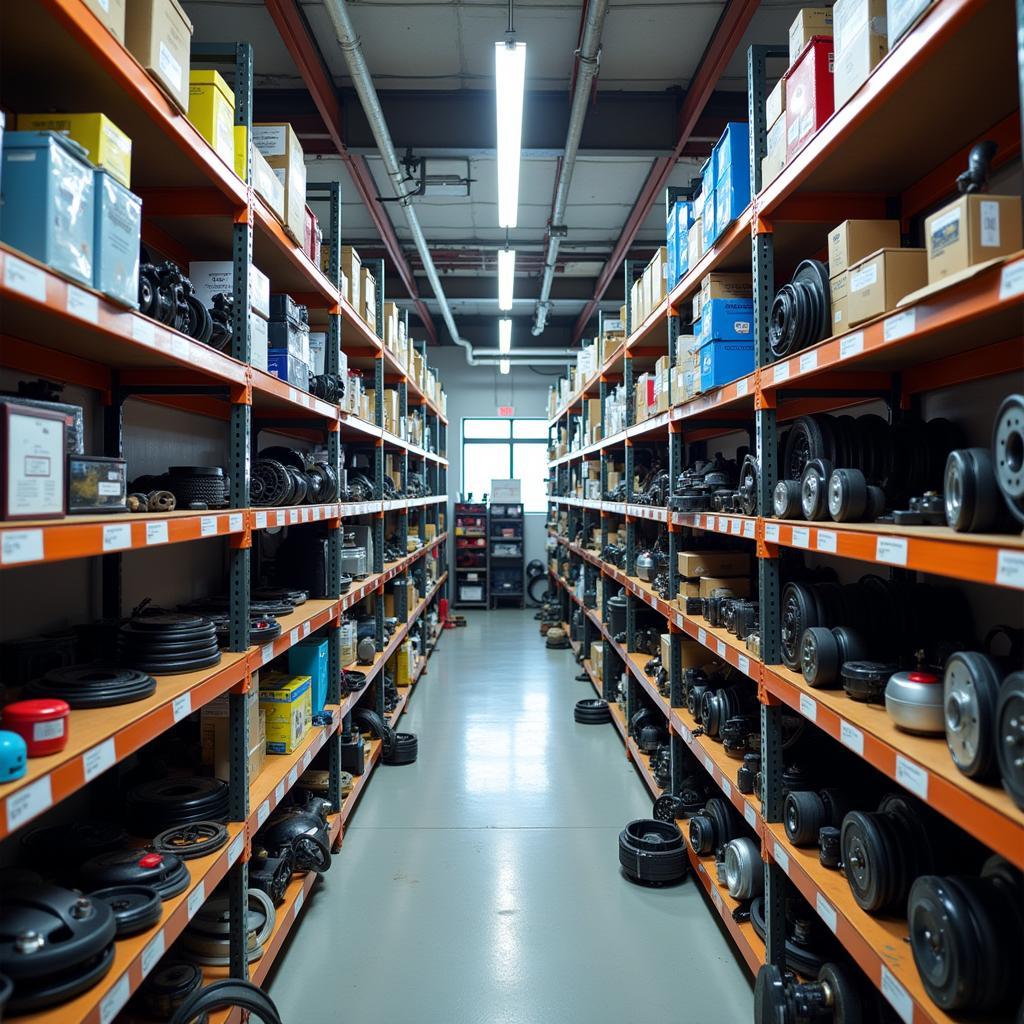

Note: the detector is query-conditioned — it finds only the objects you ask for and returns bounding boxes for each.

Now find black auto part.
[89,885,162,937]
[749,897,828,977]
[769,260,831,362]
[737,752,761,795]
[139,961,204,1019]
[259,805,331,873]
[784,789,849,847]
[800,459,834,521]
[117,613,221,675]
[944,447,1004,532]
[997,671,1024,809]
[800,626,868,688]
[943,650,1001,780]
[168,978,283,1024]
[753,962,874,1024]
[80,848,190,901]
[126,776,229,835]
[181,888,275,967]
[818,826,841,869]
[841,661,895,704]
[23,665,156,708]
[618,819,688,885]
[688,797,740,855]
[153,821,229,860]
[992,393,1024,524]
[249,854,293,906]
[383,732,418,766]
[827,468,869,522]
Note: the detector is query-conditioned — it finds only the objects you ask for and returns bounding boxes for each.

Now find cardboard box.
[834,24,887,108]
[716,164,749,231]
[361,267,377,329]
[342,247,361,313]
[125,0,193,112]
[18,113,132,188]
[252,123,306,242]
[789,7,834,62]
[688,219,703,267]
[252,145,285,222]
[766,78,787,126]
[699,575,752,599]
[259,672,312,754]
[82,0,126,40]
[829,271,850,335]
[251,312,268,371]
[188,70,235,168]
[678,551,752,579]
[702,193,717,248]
[93,170,141,308]
[828,219,901,276]
[714,122,750,186]
[189,261,270,318]
[701,272,753,304]
[847,247,927,326]
[202,676,262,781]
[887,0,932,46]
[288,638,328,716]
[924,194,1023,283]
[762,114,788,185]
[650,247,668,305]
[785,37,835,161]
[699,298,755,342]
[699,339,755,392]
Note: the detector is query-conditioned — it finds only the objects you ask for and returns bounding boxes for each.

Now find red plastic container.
[2,698,70,756]
[785,36,835,161]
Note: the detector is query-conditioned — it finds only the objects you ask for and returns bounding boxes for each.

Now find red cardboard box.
[785,36,835,161]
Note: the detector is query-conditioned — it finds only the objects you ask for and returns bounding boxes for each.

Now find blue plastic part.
[0,730,27,782]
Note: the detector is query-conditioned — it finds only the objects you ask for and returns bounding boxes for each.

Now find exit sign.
[497,406,515,416]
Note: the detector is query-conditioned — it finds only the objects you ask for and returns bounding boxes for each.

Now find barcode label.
[840,720,864,755]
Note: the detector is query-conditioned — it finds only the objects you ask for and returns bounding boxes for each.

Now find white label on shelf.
[744,803,757,828]
[132,317,156,344]
[698,628,707,646]
[229,513,244,532]
[815,893,838,934]
[880,966,913,1024]
[799,350,818,374]
[799,693,817,721]
[187,882,205,920]
[66,285,99,323]
[738,655,751,677]
[170,334,189,361]
[743,519,756,539]
[275,781,285,804]
[290,627,300,647]
[704,754,715,775]
[302,621,311,638]
[228,831,245,864]
[706,514,717,531]
[721,777,732,798]
[764,522,780,543]
[896,755,929,799]
[1,529,43,565]
[276,511,286,526]
[816,530,837,553]
[773,842,790,875]
[102,523,132,552]
[839,331,864,360]
[289,509,299,524]
[255,510,268,529]
[141,930,165,979]
[172,693,192,722]
[313,506,321,521]
[998,257,1024,300]
[6,777,52,832]
[996,549,1024,589]
[261,643,275,666]
[145,521,169,546]
[730,517,741,534]
[288,387,298,403]
[840,720,864,755]
[675,614,685,629]
[288,766,298,788]
[792,526,810,548]
[100,973,131,1024]
[773,361,790,384]
[300,508,309,523]
[711,886,723,911]
[200,516,217,537]
[716,640,726,657]
[4,254,47,301]
[83,738,116,782]
[736,377,749,397]
[294,888,305,916]
[876,535,908,566]
[257,800,270,827]
[883,308,916,342]
[302,750,312,769]
[679,723,692,743]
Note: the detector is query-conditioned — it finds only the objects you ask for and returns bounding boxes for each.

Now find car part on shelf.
[249,854,294,905]
[721,837,763,899]
[884,668,944,734]
[774,478,803,519]
[258,803,332,874]
[383,732,419,766]
[167,977,283,1024]
[784,789,850,847]
[152,821,230,860]
[138,961,204,1020]
[80,848,190,901]
[992,394,1024,524]
[827,467,868,522]
[996,671,1024,809]
[23,665,157,708]
[753,961,876,1024]
[737,752,760,795]
[818,826,841,869]
[211,613,282,648]
[749,896,828,977]
[574,698,611,724]
[688,797,741,855]
[1,699,69,756]
[0,731,27,781]
[943,650,1002,780]
[0,884,116,1012]
[800,459,833,521]
[800,626,869,688]
[117,613,221,675]
[126,776,230,835]
[841,660,896,703]
[618,819,688,885]
[89,885,162,937]
[943,447,1005,532]
[768,260,831,362]
[181,888,275,966]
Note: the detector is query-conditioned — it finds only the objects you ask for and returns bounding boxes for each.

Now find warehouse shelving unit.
[0,3,449,1016]
[453,501,489,607]
[546,1,1024,1019]
[488,502,525,607]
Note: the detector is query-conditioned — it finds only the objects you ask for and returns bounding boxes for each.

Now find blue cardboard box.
[666,199,692,288]
[715,164,751,232]
[1,131,95,286]
[93,170,141,308]
[702,193,717,249]
[713,122,751,186]
[701,298,755,342]
[699,156,714,197]
[666,207,678,290]
[288,638,329,716]
[268,349,310,391]
[699,339,755,391]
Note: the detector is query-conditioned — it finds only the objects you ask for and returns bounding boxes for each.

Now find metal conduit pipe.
[531,0,609,336]
[475,359,572,367]
[321,0,477,362]
[471,348,578,358]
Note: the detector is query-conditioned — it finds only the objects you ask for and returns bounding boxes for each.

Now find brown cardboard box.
[700,272,753,304]
[924,194,1023,283]
[361,267,377,329]
[83,0,126,41]
[830,271,850,335]
[828,220,901,275]
[688,219,703,266]
[585,398,602,434]
[699,576,752,599]
[630,278,644,330]
[678,581,700,602]
[834,0,886,51]
[125,0,193,111]
[847,248,928,326]
[789,7,834,62]
[762,115,787,185]
[342,247,361,312]
[834,25,887,108]
[660,634,717,668]
[678,551,751,578]
[650,247,668,305]
[252,124,306,242]
[766,79,787,127]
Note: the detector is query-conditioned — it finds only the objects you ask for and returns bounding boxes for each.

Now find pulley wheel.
[992,394,1024,523]
[90,885,162,937]
[943,651,1001,779]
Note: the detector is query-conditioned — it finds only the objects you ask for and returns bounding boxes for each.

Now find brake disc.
[828,468,868,522]
[800,459,833,521]
[26,665,157,709]
[153,821,229,860]
[992,393,1024,523]
[781,583,821,670]
[737,455,759,516]
[89,885,162,937]
[944,651,1001,779]
[944,448,1003,532]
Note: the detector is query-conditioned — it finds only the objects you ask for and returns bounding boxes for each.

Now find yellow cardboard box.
[19,113,132,188]
[188,70,235,168]
[259,672,312,754]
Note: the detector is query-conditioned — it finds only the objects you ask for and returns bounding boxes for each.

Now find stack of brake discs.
[24,665,157,707]
[117,614,221,674]
[80,847,191,901]
[125,777,230,836]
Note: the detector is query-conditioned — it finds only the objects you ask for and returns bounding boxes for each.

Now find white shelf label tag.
[146,521,169,545]
[698,628,707,646]
[896,755,929,799]
[773,842,790,875]
[840,720,864,755]
[792,526,810,548]
[798,350,818,374]
[103,523,132,552]
[275,781,285,804]
[229,513,244,532]
[764,522,780,543]
[132,317,156,344]
[302,621,311,638]
[716,640,726,657]
[876,536,908,566]
[736,377,749,397]
[276,511,286,526]
[100,974,131,1024]
[200,516,217,537]
[773,361,790,384]
[816,530,837,553]
[257,801,270,827]
[799,693,817,721]
[815,893,838,933]
[67,285,99,323]
[743,519,756,539]
[738,655,751,677]
[289,509,299,524]
[294,888,305,916]
[255,510,268,529]
[141,930,165,978]
[839,331,864,360]
[83,738,116,783]
[703,754,715,775]
[288,387,298,403]
[721,778,732,798]
[288,766,298,788]
[302,750,312,769]
[679,723,692,743]
[290,628,300,646]
[744,804,757,828]
[881,966,913,1024]
[187,882,205,920]
[172,693,192,722]
[675,615,684,629]
[261,643,276,665]
[883,308,915,342]
[996,549,1024,589]
[706,514,717,531]
[1,529,43,565]
[7,776,53,831]
[998,257,1024,299]
[5,255,47,301]
[711,886,723,911]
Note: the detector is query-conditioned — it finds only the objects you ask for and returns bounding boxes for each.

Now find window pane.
[464,418,510,439]
[463,443,508,501]
[512,418,548,439]
[512,443,548,513]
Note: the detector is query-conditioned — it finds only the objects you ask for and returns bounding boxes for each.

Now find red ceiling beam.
[572,0,760,342]
[263,0,437,344]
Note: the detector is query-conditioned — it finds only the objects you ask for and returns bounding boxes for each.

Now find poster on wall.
[491,479,521,502]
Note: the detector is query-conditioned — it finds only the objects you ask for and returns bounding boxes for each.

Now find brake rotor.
[992,393,1024,523]
[996,671,1024,809]
[943,651,1001,779]
[153,821,229,860]
[89,885,162,937]
[652,794,682,822]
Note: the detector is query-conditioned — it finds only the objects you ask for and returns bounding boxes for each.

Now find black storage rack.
[488,503,524,608]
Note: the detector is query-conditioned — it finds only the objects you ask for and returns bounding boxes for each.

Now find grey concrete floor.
[268,608,753,1023]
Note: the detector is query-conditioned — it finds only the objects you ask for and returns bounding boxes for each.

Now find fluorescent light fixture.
[499,318,512,354]
[495,40,526,229]
[499,358,511,374]
[498,248,516,310]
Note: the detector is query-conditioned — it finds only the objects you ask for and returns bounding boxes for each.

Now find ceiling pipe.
[475,358,572,366]
[531,0,609,336]
[320,0,477,362]
[471,348,577,358]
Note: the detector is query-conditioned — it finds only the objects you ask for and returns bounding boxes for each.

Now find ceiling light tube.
[499,358,511,374]
[498,248,516,310]
[495,40,526,229]
[498,318,512,354]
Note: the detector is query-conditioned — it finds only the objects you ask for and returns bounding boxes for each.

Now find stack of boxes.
[125,0,193,112]
[628,247,669,328]
[189,260,271,369]
[667,198,693,290]
[685,122,751,267]
[253,123,307,244]
[675,551,752,608]
[201,674,265,781]
[268,294,311,389]
[785,10,835,164]
[695,273,755,392]
[260,670,312,754]
[188,70,235,169]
